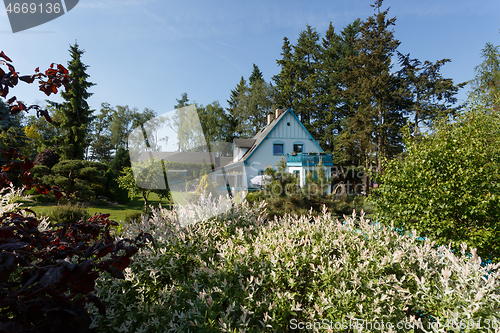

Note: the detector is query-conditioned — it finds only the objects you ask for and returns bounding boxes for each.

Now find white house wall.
[232,147,248,163]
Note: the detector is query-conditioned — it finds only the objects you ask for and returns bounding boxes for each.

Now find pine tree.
[249,63,263,84]
[243,64,275,136]
[397,53,465,137]
[57,42,95,160]
[317,23,342,152]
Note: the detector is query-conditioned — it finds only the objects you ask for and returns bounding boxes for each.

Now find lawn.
[20,191,187,223]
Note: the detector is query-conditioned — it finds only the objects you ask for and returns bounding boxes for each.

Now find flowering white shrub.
[89,195,500,332]
[0,185,50,230]
[0,184,26,215]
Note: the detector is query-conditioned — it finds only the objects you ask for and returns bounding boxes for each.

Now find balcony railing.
[286,153,333,166]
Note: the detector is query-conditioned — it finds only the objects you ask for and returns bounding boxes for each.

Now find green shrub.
[30,164,51,177]
[123,211,143,223]
[249,189,366,221]
[89,197,500,332]
[33,193,57,203]
[91,199,109,207]
[23,187,37,196]
[48,203,89,226]
[40,160,108,201]
[104,169,130,204]
[370,98,500,261]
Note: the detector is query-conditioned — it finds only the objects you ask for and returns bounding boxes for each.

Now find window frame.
[293,143,304,154]
[273,143,284,155]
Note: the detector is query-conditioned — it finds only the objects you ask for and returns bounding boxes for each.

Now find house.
[130,106,332,197]
[128,106,332,225]
[211,108,333,194]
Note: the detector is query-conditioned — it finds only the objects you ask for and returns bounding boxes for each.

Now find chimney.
[275,108,284,119]
[267,113,274,125]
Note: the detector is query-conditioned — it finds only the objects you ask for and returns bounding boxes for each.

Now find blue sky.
[1,0,499,117]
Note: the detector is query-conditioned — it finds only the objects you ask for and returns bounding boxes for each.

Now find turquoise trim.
[273,142,284,155]
[286,110,324,152]
[286,153,333,166]
[244,109,324,163]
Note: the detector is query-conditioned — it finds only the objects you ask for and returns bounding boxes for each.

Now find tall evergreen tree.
[249,63,263,84]
[317,23,343,152]
[293,25,322,134]
[342,0,405,172]
[274,37,296,110]
[226,76,246,139]
[228,65,276,139]
[319,20,361,154]
[56,42,95,160]
[238,64,275,137]
[274,25,323,134]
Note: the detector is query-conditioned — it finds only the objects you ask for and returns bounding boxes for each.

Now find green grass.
[20,191,187,223]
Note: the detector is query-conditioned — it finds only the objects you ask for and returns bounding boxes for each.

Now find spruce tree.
[319,20,361,154]
[342,0,405,172]
[249,63,263,84]
[228,65,275,138]
[317,23,342,152]
[291,25,321,132]
[274,37,296,110]
[226,76,247,139]
[57,42,95,160]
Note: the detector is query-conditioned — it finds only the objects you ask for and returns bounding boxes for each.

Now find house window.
[293,144,303,153]
[294,170,300,178]
[273,144,283,155]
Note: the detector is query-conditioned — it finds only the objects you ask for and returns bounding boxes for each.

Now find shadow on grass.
[20,192,182,223]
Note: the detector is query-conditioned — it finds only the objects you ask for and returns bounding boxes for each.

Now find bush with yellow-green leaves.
[370,97,500,262]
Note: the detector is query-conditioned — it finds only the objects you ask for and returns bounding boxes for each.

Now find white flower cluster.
[0,184,26,215]
[0,185,50,230]
[89,195,500,332]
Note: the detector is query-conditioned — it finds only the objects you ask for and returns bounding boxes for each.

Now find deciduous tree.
[469,41,500,110]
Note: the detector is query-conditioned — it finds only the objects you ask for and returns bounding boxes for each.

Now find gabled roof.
[213,108,323,171]
[237,109,288,162]
[240,108,324,163]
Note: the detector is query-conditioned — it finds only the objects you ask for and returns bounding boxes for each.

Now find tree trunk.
[377,106,383,174]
